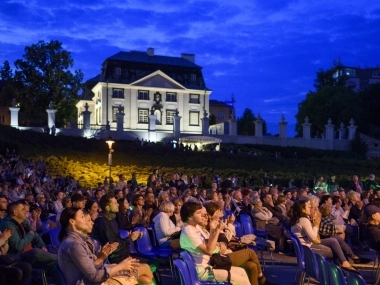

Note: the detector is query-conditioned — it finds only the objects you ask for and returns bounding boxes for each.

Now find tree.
[12,40,83,126]
[295,64,363,137]
[0,60,20,107]
[237,108,267,135]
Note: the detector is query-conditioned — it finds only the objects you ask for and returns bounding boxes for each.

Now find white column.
[348,118,357,140]
[173,109,182,138]
[46,109,57,128]
[325,118,334,140]
[278,115,287,138]
[254,114,263,137]
[9,107,20,127]
[302,117,312,139]
[82,103,92,130]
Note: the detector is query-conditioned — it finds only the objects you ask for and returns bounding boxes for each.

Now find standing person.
[180,200,272,285]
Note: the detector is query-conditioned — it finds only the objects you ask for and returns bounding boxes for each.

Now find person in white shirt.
[152,201,182,249]
[180,200,270,285]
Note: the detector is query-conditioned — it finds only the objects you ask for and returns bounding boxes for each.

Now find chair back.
[342,269,367,285]
[180,251,201,285]
[119,229,129,239]
[239,214,254,235]
[326,262,347,285]
[314,253,329,285]
[174,259,191,285]
[51,264,67,285]
[134,226,154,253]
[148,226,160,248]
[290,237,304,271]
[301,245,319,281]
[233,221,243,238]
[49,228,61,246]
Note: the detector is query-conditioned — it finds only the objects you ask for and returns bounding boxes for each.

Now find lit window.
[191,74,197,82]
[115,68,121,75]
[166,92,177,102]
[138,109,149,123]
[189,111,199,126]
[189,94,200,104]
[112,106,124,122]
[112,89,124,98]
[138,90,149,100]
[166,110,176,125]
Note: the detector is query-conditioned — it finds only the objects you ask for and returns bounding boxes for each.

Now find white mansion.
[76,48,212,138]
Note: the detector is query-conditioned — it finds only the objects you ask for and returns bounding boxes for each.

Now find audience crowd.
[1,150,380,284]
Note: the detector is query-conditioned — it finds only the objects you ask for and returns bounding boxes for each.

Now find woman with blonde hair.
[153,201,182,249]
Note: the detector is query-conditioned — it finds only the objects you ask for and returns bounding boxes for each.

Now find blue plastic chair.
[134,226,175,275]
[326,262,347,285]
[290,237,305,285]
[180,251,230,285]
[51,264,67,285]
[239,214,268,238]
[119,229,129,239]
[302,245,321,285]
[342,269,367,285]
[314,253,329,285]
[174,259,191,285]
[233,221,243,238]
[48,228,61,246]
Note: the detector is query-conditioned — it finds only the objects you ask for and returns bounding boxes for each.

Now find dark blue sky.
[1,0,380,136]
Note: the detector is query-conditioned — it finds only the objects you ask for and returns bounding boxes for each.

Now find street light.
[106,137,114,183]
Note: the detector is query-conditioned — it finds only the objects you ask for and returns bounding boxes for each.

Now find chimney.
[147,48,154,56]
[181,53,195,63]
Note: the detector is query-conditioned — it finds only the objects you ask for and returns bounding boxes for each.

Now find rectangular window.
[189,111,199,126]
[191,74,197,82]
[112,88,124,98]
[166,110,176,125]
[189,94,200,104]
[138,90,149,100]
[166,92,177,102]
[115,67,121,75]
[138,109,149,123]
[112,106,124,122]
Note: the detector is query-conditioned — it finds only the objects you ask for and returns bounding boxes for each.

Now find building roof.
[106,51,201,69]
[209,99,232,107]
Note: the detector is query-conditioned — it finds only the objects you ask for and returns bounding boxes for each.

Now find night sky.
[1,0,380,136]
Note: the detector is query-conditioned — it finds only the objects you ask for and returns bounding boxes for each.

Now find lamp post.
[106,137,114,183]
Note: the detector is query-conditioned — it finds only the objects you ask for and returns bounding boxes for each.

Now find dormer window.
[115,68,121,76]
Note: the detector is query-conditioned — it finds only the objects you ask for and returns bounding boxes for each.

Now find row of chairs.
[290,235,367,285]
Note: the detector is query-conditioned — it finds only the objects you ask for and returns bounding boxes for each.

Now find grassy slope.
[0,125,377,187]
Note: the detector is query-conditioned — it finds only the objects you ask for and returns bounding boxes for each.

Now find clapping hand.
[99,242,119,259]
[0,229,13,241]
[121,257,140,272]
[130,230,142,241]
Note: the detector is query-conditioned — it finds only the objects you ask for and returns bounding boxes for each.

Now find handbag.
[0,253,22,266]
[209,253,232,284]
[169,230,181,240]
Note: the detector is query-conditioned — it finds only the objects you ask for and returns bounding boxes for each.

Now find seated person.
[58,207,144,285]
[169,198,184,227]
[362,205,380,250]
[180,200,271,285]
[0,200,57,275]
[290,199,358,273]
[204,201,236,241]
[0,228,32,285]
[129,194,153,228]
[250,196,285,252]
[152,201,182,249]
